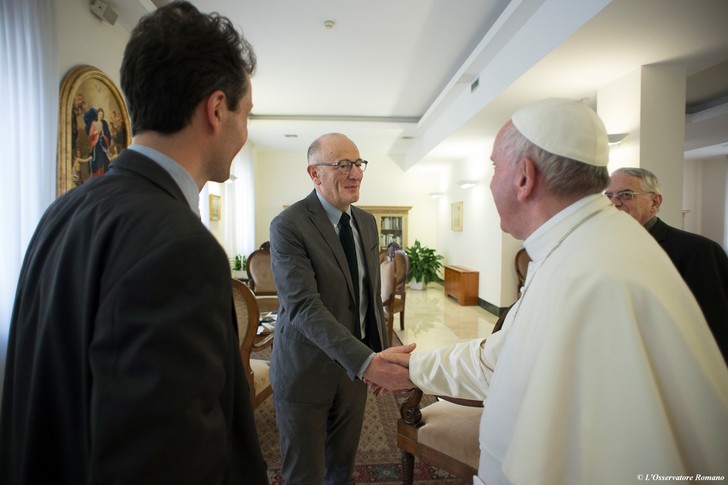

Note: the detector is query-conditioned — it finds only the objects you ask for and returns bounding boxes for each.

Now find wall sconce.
[608,133,628,146]
[457,179,479,189]
[428,192,444,198]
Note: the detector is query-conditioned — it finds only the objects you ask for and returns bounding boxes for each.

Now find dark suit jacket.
[649,217,728,362]
[269,190,388,401]
[0,150,267,484]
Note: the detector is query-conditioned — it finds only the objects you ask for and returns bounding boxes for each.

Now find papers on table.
[257,312,277,334]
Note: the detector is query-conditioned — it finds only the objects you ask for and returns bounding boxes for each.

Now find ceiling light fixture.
[608,133,628,146]
[457,180,478,189]
[324,20,335,29]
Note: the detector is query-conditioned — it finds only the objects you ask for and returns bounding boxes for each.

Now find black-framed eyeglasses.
[315,159,368,173]
[604,190,654,201]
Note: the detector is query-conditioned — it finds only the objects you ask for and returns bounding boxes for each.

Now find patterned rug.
[253,334,467,484]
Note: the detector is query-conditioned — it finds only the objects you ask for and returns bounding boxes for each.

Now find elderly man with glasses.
[268,132,414,484]
[607,167,728,363]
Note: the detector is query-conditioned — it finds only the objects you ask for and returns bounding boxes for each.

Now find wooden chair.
[246,242,279,314]
[396,305,513,484]
[232,278,274,409]
[515,247,531,295]
[380,243,409,345]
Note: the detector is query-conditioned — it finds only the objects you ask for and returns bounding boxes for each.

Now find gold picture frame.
[210,194,222,221]
[57,65,131,196]
[451,201,463,231]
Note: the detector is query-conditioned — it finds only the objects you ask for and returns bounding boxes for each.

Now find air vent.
[470,77,479,93]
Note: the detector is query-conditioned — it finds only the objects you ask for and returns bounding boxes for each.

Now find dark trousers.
[274,372,367,485]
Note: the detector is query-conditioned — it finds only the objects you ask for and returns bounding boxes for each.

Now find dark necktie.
[339,212,361,339]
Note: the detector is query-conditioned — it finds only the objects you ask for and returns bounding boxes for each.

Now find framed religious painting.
[57,65,131,196]
[451,201,463,231]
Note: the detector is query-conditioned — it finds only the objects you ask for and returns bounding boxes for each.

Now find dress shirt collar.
[126,144,200,216]
[643,216,658,232]
[524,193,611,262]
[315,190,352,227]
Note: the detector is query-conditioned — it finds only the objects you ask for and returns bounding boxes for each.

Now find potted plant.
[231,254,247,280]
[404,240,443,290]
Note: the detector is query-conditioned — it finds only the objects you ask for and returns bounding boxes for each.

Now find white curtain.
[200,144,256,264]
[0,0,58,395]
[227,143,257,259]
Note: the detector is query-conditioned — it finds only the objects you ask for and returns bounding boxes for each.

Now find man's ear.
[205,90,226,131]
[306,164,320,184]
[652,192,664,212]
[515,157,537,201]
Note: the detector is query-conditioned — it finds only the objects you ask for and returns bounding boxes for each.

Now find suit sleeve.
[89,234,247,484]
[270,213,373,379]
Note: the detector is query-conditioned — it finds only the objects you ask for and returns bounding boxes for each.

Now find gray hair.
[501,123,610,198]
[611,167,662,194]
[307,132,351,164]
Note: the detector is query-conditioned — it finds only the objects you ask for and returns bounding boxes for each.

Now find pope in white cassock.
[383,98,728,485]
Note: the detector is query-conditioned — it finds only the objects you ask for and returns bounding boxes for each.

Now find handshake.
[363,343,417,396]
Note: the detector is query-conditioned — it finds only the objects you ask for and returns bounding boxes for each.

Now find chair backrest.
[231,278,259,392]
[514,247,531,294]
[380,257,396,305]
[246,244,277,295]
[383,242,409,296]
[392,249,409,296]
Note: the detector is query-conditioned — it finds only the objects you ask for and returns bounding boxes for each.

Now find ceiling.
[113,0,728,170]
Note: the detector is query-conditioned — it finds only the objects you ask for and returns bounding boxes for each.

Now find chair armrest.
[252,332,274,352]
[437,396,483,407]
[399,388,424,426]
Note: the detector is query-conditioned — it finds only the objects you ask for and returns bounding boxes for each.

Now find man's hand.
[363,343,416,394]
[378,345,412,368]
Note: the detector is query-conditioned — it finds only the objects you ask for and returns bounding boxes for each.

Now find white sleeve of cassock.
[409,329,508,401]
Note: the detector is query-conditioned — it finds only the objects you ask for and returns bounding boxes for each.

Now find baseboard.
[478,298,508,316]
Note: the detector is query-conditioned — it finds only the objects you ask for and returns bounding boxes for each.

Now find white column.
[597,66,687,227]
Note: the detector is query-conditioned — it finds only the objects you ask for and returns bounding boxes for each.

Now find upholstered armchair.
[246,242,279,314]
[395,304,513,484]
[515,247,531,295]
[232,278,274,408]
[380,243,409,345]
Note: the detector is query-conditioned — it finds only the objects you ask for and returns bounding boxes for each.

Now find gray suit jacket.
[269,190,388,400]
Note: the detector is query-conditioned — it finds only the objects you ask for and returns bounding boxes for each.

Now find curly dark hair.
[120,1,256,135]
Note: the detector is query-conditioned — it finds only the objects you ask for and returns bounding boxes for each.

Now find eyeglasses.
[315,159,368,173]
[604,190,654,201]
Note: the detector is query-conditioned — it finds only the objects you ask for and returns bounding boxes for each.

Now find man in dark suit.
[269,133,415,484]
[0,3,268,484]
[607,167,728,363]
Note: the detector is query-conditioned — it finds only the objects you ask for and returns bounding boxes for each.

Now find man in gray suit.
[269,133,415,484]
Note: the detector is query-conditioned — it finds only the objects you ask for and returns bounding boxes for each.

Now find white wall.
[434,149,521,309]
[58,0,130,87]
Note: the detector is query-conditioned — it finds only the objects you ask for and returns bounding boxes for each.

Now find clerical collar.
[315,190,351,227]
[127,144,200,216]
[643,217,658,231]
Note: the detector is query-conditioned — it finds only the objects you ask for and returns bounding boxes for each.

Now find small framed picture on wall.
[451,201,463,231]
[210,194,222,221]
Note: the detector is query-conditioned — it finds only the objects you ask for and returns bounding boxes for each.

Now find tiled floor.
[394,283,499,352]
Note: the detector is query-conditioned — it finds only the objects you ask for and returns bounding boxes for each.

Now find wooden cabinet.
[444,265,479,306]
[359,206,411,250]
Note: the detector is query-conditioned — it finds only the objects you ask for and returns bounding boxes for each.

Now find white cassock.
[410,194,728,485]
